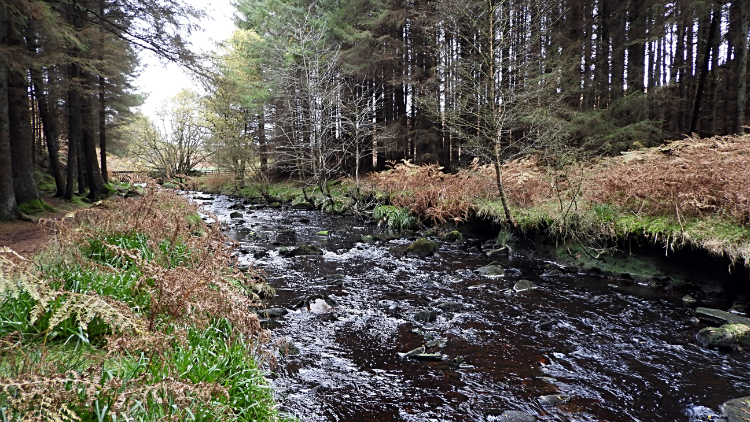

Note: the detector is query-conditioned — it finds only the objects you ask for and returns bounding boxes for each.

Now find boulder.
[537,394,571,407]
[695,308,750,326]
[414,309,437,323]
[229,211,243,219]
[269,202,282,208]
[292,202,315,210]
[294,294,338,313]
[696,324,750,349]
[404,238,438,258]
[436,302,463,312]
[442,230,464,242]
[493,410,537,422]
[228,203,245,210]
[721,396,750,422]
[255,308,288,318]
[513,280,538,292]
[682,295,698,305]
[476,264,505,277]
[282,244,324,257]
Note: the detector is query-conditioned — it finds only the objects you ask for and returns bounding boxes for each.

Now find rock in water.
[720,396,750,422]
[695,307,750,326]
[442,230,463,242]
[494,410,537,422]
[230,211,243,219]
[513,279,538,292]
[537,394,571,407]
[696,324,750,349]
[255,308,288,318]
[476,264,505,277]
[414,309,437,323]
[682,295,698,305]
[287,244,324,257]
[293,202,315,210]
[436,302,463,312]
[404,238,438,258]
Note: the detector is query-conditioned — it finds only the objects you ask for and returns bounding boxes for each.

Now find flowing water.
[197,194,749,422]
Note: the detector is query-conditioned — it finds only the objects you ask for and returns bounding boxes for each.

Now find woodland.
[0,0,749,223]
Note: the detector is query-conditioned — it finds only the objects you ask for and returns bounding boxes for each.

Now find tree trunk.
[0,1,19,220]
[99,74,108,183]
[691,5,719,134]
[64,65,80,200]
[259,110,268,176]
[7,22,39,206]
[735,0,749,134]
[81,77,105,201]
[627,0,645,94]
[31,69,66,196]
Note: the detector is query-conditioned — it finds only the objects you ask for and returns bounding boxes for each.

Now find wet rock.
[283,244,324,257]
[293,202,315,210]
[721,396,750,422]
[492,410,537,422]
[442,230,464,242]
[411,353,443,360]
[230,211,243,219]
[299,217,310,223]
[682,295,698,305]
[537,394,571,407]
[696,324,750,349]
[700,284,727,301]
[193,195,213,200]
[398,346,425,358]
[228,203,245,210]
[255,308,288,318]
[317,230,330,236]
[253,249,268,259]
[485,247,510,258]
[541,269,561,278]
[730,301,748,315]
[279,342,300,357]
[414,309,437,323]
[424,338,448,349]
[360,234,375,243]
[476,264,505,277]
[513,280,538,292]
[269,202,282,208]
[404,238,438,258]
[436,302,463,312]
[468,246,481,254]
[695,307,750,326]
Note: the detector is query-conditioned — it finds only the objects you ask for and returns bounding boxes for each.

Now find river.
[196,194,749,422]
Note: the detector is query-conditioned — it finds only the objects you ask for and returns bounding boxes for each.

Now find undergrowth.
[0,187,287,421]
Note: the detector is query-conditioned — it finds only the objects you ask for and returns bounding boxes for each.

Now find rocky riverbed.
[193,193,750,422]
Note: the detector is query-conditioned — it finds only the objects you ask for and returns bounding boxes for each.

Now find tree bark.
[7,20,39,206]
[81,77,105,200]
[735,0,750,134]
[31,69,66,196]
[691,5,719,134]
[64,64,80,200]
[0,1,19,220]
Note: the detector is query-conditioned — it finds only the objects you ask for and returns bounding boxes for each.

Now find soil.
[0,194,85,258]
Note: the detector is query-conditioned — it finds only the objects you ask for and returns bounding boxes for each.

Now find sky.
[135,0,236,119]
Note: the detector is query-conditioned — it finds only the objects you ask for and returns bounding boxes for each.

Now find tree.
[129,91,210,178]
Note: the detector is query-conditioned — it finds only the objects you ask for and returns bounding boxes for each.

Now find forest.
[1,0,749,223]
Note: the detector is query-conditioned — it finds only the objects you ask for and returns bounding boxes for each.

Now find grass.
[0,187,289,421]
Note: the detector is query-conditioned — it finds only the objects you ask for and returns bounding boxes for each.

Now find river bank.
[193,191,750,421]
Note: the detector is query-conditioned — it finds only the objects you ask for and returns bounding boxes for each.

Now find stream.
[195,193,750,422]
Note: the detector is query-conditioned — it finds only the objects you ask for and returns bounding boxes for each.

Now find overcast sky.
[135,1,236,119]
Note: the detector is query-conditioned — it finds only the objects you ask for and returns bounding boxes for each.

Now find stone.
[436,302,463,312]
[299,217,310,223]
[411,353,443,360]
[720,396,750,422]
[284,244,324,257]
[513,280,538,292]
[253,250,268,259]
[255,308,288,318]
[228,203,245,210]
[541,269,561,278]
[398,346,425,358]
[682,295,698,305]
[493,410,537,422]
[537,394,571,407]
[269,202,282,208]
[317,230,330,236]
[696,324,750,349]
[404,238,438,258]
[476,264,505,277]
[293,202,315,210]
[294,294,338,313]
[279,342,300,357]
[695,308,750,326]
[360,235,375,243]
[230,211,243,219]
[442,230,463,242]
[414,309,437,323]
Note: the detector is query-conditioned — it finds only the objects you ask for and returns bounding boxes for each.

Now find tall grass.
[0,187,288,421]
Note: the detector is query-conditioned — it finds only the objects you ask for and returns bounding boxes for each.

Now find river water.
[196,194,749,422]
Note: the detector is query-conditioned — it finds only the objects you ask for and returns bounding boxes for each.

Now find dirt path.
[0,195,85,258]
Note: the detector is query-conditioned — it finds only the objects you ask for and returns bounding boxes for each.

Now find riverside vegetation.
[0,188,288,421]
[190,134,750,281]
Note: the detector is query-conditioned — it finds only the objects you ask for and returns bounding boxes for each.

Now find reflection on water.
[196,194,750,422]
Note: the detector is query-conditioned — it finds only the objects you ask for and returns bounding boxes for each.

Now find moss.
[442,230,463,242]
[35,171,57,192]
[185,212,202,228]
[404,238,438,258]
[18,199,55,215]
